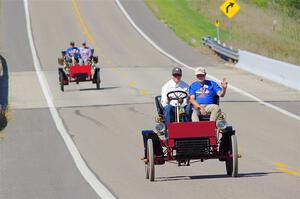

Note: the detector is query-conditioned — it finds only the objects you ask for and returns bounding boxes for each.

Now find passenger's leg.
[184,104,192,122]
[163,105,174,124]
[84,58,91,65]
[79,58,83,65]
[204,104,221,121]
[191,107,200,122]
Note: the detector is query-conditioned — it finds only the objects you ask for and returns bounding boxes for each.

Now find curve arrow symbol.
[226,2,234,13]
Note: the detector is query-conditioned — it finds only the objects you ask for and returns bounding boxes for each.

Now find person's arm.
[217,78,228,97]
[188,84,206,115]
[88,48,92,58]
[189,96,207,115]
[65,48,71,58]
[161,83,169,107]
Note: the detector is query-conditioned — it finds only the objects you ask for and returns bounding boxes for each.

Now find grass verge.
[145,0,300,65]
[145,0,229,46]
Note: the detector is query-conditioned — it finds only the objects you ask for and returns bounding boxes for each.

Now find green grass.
[145,0,300,65]
[145,0,229,46]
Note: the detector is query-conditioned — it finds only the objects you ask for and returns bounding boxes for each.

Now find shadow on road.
[79,86,120,91]
[155,171,280,182]
[0,55,9,131]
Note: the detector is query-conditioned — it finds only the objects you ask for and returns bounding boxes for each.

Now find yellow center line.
[119,71,127,78]
[140,90,149,96]
[277,168,300,177]
[128,81,137,87]
[105,60,112,65]
[273,162,300,177]
[274,162,288,168]
[71,0,94,44]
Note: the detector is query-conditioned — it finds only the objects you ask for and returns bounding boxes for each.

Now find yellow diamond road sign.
[215,20,220,27]
[220,0,240,19]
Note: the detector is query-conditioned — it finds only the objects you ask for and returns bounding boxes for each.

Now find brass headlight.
[155,122,166,133]
[216,119,227,130]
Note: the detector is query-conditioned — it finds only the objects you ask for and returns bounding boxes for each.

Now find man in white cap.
[189,67,228,121]
[161,67,192,124]
[79,41,92,65]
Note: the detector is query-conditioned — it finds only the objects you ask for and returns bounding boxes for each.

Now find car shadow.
[79,86,120,91]
[0,55,9,131]
[155,171,280,182]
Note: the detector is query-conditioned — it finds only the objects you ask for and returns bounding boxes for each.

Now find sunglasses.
[173,74,182,77]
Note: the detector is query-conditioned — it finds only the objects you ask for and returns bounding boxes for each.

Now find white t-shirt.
[161,79,189,107]
[79,47,92,60]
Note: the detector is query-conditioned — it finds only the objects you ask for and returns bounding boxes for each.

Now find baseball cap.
[82,41,86,45]
[195,67,206,75]
[172,67,182,76]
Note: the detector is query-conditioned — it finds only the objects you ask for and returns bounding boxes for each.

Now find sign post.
[215,20,220,41]
[219,0,240,41]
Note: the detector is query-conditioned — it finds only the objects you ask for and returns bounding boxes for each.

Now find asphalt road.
[1,0,299,198]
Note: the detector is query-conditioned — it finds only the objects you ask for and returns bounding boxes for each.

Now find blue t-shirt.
[66,47,79,59]
[189,80,222,104]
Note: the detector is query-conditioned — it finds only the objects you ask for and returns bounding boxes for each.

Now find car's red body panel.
[167,122,217,147]
[69,65,92,81]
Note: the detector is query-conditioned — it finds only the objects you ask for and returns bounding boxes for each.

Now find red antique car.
[142,91,239,181]
[57,50,100,91]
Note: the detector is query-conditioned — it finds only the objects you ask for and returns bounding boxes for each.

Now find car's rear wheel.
[147,139,155,181]
[225,135,238,177]
[59,71,64,92]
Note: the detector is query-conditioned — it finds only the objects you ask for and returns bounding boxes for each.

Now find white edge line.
[115,0,300,121]
[23,0,116,198]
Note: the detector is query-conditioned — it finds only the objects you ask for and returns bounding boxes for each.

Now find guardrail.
[202,36,239,62]
[202,36,299,91]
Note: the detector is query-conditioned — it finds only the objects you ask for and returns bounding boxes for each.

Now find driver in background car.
[65,41,80,65]
[189,67,228,121]
[79,41,92,65]
[161,67,192,124]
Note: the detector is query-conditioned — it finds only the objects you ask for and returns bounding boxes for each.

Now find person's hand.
[198,106,207,115]
[221,78,228,89]
[167,96,171,103]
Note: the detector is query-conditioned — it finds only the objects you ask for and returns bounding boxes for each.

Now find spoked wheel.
[59,71,64,92]
[225,135,238,177]
[145,164,149,179]
[95,70,101,89]
[146,139,155,181]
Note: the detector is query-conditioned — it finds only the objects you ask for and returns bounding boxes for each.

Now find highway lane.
[29,0,300,198]
[0,0,99,198]
[1,0,299,198]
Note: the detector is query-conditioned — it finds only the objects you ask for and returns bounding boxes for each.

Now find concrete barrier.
[236,50,300,91]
